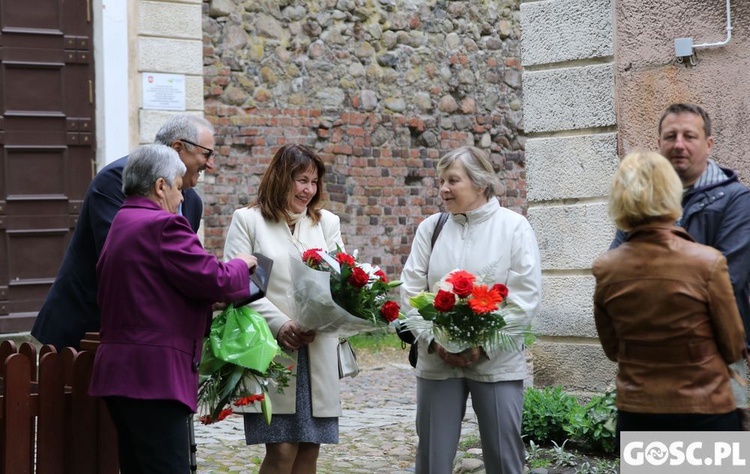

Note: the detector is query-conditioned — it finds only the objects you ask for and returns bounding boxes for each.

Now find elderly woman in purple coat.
[89,144,257,473]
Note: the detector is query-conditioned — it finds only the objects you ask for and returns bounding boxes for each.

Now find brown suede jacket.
[593,225,746,414]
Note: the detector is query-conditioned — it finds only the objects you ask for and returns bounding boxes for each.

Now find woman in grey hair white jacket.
[400,146,542,474]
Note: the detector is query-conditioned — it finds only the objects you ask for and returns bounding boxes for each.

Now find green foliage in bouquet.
[408,270,531,351]
[198,305,293,424]
[198,348,291,424]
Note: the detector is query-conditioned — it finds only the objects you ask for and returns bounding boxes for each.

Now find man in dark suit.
[32,114,217,350]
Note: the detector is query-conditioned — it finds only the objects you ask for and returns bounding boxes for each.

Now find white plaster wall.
[521,0,616,393]
[534,275,598,338]
[139,1,202,39]
[521,0,613,66]
[533,341,616,393]
[95,0,206,162]
[94,0,130,165]
[529,203,613,270]
[136,0,205,144]
[527,133,619,201]
[139,39,204,75]
[524,65,616,133]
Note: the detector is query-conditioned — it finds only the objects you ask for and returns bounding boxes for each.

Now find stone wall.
[200,0,526,276]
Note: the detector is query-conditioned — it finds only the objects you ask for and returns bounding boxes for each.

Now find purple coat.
[89,196,250,412]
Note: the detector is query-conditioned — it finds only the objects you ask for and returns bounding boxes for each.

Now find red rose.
[450,278,474,298]
[491,283,509,300]
[445,270,476,286]
[348,267,370,288]
[433,289,456,312]
[380,300,400,322]
[374,269,389,283]
[302,248,324,267]
[336,252,356,267]
[446,270,476,298]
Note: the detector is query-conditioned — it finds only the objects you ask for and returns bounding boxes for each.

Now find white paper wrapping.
[287,254,384,337]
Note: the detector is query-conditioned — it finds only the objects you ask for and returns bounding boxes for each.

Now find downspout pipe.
[694,0,732,50]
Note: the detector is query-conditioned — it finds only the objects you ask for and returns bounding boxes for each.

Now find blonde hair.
[609,151,683,231]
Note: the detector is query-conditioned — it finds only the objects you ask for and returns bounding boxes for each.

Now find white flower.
[358,262,381,278]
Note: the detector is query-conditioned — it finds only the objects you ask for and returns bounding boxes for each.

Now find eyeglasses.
[179,139,215,160]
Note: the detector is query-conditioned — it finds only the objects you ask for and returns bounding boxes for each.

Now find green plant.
[529,458,552,469]
[565,388,617,454]
[522,386,583,445]
[525,439,544,462]
[575,458,620,474]
[550,440,577,467]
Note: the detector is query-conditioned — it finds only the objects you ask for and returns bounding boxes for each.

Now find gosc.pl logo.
[623,441,746,467]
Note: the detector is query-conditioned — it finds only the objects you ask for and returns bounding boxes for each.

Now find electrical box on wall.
[675,38,694,57]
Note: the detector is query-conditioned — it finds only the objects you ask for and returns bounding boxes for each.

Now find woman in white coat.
[401,146,542,474]
[223,144,343,474]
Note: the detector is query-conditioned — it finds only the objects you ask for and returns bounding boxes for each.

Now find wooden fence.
[0,339,118,474]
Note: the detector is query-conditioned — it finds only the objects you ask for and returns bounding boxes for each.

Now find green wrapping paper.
[209,304,278,373]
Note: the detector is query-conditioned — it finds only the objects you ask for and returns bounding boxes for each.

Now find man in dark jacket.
[610,103,750,403]
[611,104,750,347]
[31,114,217,351]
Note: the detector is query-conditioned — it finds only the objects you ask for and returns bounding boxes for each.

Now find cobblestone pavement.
[193,347,484,473]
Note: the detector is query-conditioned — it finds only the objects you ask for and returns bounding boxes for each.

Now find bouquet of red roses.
[287,247,402,336]
[406,269,531,353]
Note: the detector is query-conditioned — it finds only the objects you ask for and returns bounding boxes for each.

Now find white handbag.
[337,339,360,379]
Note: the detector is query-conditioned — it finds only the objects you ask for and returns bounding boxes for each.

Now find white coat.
[224,206,343,416]
[400,199,542,382]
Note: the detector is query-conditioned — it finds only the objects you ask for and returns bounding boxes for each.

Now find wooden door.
[0,0,96,332]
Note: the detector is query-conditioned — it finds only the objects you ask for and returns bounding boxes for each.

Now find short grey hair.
[154,114,214,147]
[436,146,499,199]
[122,144,186,196]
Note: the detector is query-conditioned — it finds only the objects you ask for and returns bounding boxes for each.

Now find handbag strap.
[398,213,450,348]
[431,212,449,249]
[426,212,449,285]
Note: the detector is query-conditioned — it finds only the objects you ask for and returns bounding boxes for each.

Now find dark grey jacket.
[611,166,750,349]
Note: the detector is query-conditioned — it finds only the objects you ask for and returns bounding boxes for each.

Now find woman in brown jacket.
[593,151,746,439]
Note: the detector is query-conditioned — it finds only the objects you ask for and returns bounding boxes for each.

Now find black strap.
[405,212,450,367]
[431,212,449,249]
[397,212,450,352]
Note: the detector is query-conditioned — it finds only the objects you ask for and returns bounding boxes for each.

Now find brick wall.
[200,0,526,277]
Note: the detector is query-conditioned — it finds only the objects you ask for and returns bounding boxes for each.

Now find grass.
[347,330,403,351]
[458,434,481,450]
